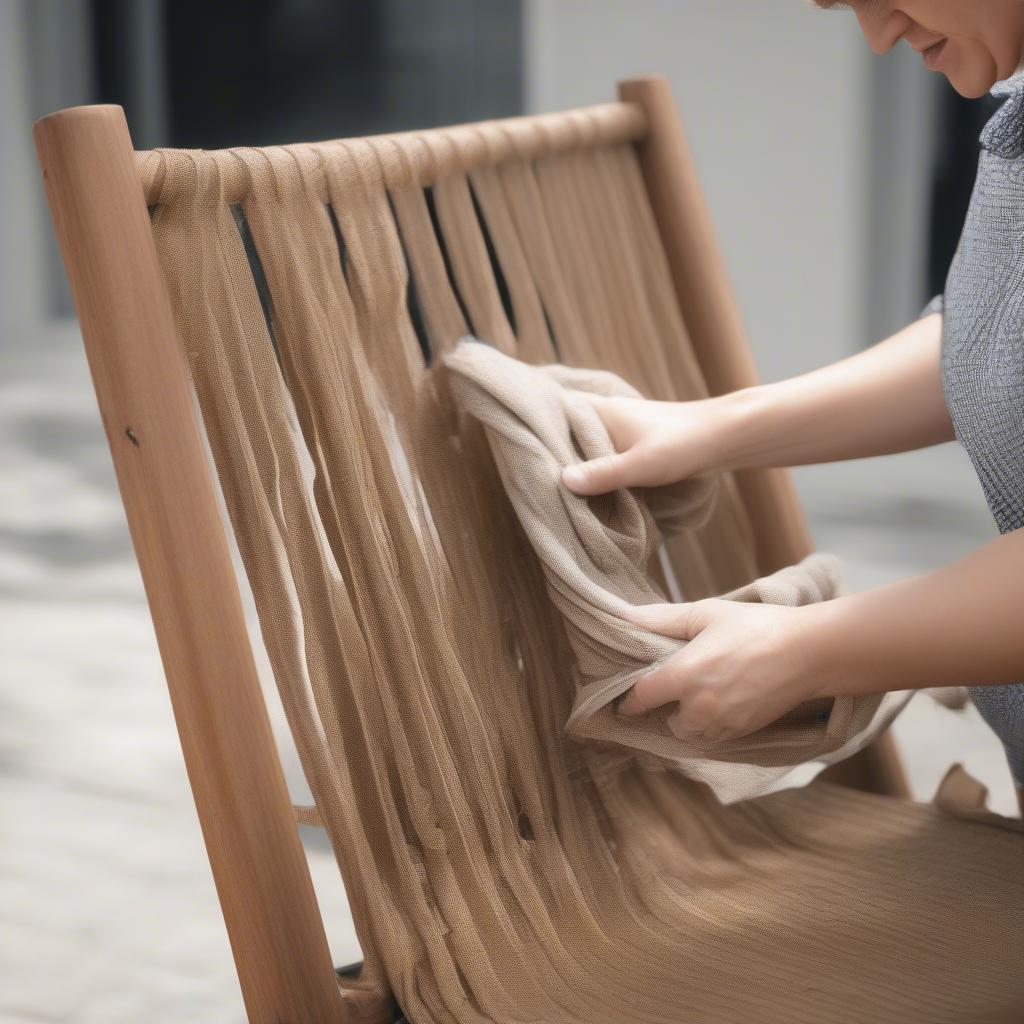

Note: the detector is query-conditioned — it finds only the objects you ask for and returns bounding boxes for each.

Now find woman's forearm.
[802,527,1024,698]
[716,312,954,470]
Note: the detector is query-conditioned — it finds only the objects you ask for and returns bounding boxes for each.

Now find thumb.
[625,599,714,641]
[562,451,637,495]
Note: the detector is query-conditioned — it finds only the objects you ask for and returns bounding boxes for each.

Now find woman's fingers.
[616,604,717,712]
[670,690,723,737]
[560,394,636,495]
[616,601,726,716]
[561,451,635,495]
[618,649,698,716]
[620,655,732,739]
[612,601,817,743]
[625,599,719,640]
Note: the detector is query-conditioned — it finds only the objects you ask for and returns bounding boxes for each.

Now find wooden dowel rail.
[34,103,351,1022]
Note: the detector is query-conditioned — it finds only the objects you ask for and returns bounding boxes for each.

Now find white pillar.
[1,0,46,332]
[524,0,936,377]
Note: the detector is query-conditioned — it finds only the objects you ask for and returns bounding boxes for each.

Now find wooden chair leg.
[34,103,350,1021]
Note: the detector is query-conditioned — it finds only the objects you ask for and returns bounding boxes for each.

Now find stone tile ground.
[1,324,1016,1022]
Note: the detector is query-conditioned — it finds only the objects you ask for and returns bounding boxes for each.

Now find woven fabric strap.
[145,103,1024,1022]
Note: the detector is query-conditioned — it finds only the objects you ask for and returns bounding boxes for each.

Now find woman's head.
[815,0,1024,98]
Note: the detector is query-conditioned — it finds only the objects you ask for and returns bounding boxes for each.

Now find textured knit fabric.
[931,69,1024,784]
[444,339,910,804]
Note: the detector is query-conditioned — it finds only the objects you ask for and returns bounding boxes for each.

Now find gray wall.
[6,0,939,366]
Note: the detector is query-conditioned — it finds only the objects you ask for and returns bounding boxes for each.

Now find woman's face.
[834,0,1024,97]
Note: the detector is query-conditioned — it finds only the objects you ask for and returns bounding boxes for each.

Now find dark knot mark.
[517,810,535,841]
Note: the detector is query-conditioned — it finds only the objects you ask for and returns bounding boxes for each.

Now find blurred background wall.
[1,2,1014,1022]
[2,0,996,357]
[530,0,887,378]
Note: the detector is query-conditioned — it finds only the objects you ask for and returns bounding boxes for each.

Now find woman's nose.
[855,2,909,55]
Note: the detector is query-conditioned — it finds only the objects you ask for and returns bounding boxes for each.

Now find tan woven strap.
[147,108,1024,1022]
[293,804,324,828]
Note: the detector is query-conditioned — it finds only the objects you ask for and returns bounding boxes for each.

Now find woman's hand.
[618,598,829,742]
[561,393,742,495]
[616,524,1024,744]
[562,312,953,497]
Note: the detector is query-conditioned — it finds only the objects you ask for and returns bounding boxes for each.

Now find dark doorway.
[926,81,1000,297]
[90,0,524,150]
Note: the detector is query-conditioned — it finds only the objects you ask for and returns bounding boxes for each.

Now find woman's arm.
[722,310,953,469]
[563,312,953,495]
[618,527,1024,740]
[806,526,1024,697]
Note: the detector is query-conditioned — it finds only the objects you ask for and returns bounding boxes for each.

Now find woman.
[562,0,1024,788]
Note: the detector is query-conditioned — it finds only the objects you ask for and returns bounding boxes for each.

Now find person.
[561,0,1024,790]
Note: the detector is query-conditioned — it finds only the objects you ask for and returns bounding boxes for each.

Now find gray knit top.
[928,68,1024,784]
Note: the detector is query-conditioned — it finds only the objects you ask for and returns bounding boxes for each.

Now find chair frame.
[33,75,907,1022]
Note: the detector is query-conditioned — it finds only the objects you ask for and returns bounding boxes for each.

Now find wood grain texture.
[618,76,909,800]
[33,104,350,1022]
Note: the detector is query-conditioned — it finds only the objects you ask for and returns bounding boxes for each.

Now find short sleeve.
[918,294,944,320]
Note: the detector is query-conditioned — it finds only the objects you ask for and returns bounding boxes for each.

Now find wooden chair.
[34,77,909,1022]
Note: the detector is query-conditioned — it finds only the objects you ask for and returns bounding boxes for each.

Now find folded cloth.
[444,338,910,803]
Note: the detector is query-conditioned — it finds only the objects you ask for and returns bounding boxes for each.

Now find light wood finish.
[33,105,348,1022]
[619,76,909,800]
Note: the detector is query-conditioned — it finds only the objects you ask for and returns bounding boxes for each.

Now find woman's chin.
[942,51,1002,100]
[944,68,997,100]
[947,78,994,99]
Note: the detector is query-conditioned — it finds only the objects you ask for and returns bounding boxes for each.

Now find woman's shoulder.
[981,69,1024,159]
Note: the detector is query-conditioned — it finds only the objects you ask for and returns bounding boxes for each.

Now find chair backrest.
[34,77,818,1022]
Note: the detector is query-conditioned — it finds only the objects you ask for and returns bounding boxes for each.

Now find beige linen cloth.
[445,338,910,803]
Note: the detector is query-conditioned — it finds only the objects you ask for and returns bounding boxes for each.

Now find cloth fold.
[445,338,910,803]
